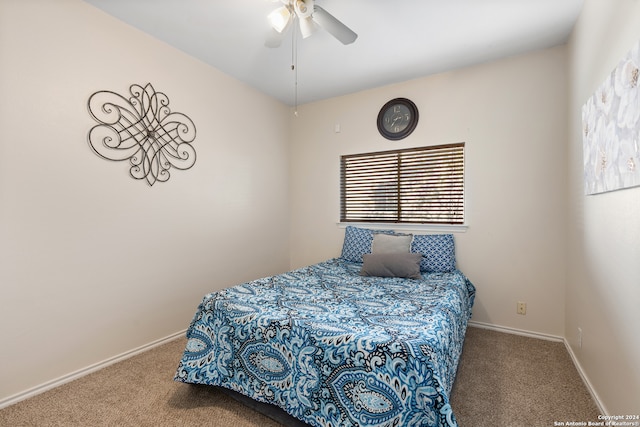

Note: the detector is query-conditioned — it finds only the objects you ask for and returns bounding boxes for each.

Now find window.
[340,143,464,225]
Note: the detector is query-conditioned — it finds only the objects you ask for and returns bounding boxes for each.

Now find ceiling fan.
[266,0,358,47]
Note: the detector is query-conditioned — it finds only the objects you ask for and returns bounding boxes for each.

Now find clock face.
[382,104,411,133]
[377,98,419,140]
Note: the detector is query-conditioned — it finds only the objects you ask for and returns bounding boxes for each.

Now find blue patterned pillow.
[411,234,456,272]
[340,226,394,263]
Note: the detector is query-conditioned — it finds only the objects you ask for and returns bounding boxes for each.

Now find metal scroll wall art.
[88,83,197,186]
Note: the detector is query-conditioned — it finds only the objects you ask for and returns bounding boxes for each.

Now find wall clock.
[377,98,419,140]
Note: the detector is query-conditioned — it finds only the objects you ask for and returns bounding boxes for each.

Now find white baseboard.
[468,320,564,342]
[562,338,608,416]
[0,329,187,410]
[467,320,606,415]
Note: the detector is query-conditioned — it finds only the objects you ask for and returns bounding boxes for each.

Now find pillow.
[371,233,412,254]
[340,226,393,263]
[411,234,456,272]
[360,253,423,279]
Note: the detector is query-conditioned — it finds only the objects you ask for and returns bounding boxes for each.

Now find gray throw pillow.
[360,253,423,279]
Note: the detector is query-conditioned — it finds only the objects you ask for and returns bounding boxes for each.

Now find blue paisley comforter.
[174,258,475,427]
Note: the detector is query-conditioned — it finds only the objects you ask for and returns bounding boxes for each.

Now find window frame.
[340,143,465,226]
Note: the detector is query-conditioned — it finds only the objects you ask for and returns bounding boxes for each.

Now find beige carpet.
[0,326,600,426]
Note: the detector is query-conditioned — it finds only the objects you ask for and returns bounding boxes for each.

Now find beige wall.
[289,47,569,338]
[0,0,291,402]
[566,0,640,414]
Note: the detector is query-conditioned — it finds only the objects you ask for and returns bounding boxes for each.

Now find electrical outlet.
[578,327,582,349]
[517,301,526,315]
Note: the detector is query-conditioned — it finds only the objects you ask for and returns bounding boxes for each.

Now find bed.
[174,227,475,427]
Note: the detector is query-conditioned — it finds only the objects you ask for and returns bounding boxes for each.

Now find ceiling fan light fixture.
[268,6,292,33]
[299,16,318,39]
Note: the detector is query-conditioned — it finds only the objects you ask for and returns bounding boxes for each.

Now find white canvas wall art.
[582,39,640,195]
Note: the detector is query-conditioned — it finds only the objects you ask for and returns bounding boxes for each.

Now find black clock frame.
[376,98,419,141]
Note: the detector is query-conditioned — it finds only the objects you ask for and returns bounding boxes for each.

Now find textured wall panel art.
[88,83,197,186]
[582,40,640,195]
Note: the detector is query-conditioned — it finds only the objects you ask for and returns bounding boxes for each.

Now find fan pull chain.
[291,17,299,117]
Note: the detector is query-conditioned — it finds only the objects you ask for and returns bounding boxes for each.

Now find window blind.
[340,143,464,224]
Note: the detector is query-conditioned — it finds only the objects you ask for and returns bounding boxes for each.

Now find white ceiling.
[83,0,584,106]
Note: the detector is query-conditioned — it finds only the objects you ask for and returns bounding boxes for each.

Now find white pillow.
[371,233,412,254]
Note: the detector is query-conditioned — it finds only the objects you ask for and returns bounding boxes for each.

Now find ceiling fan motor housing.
[294,0,313,18]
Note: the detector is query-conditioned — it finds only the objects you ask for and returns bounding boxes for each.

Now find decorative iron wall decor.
[88,83,196,186]
[582,39,640,195]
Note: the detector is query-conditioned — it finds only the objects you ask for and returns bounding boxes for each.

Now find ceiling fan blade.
[312,5,357,45]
